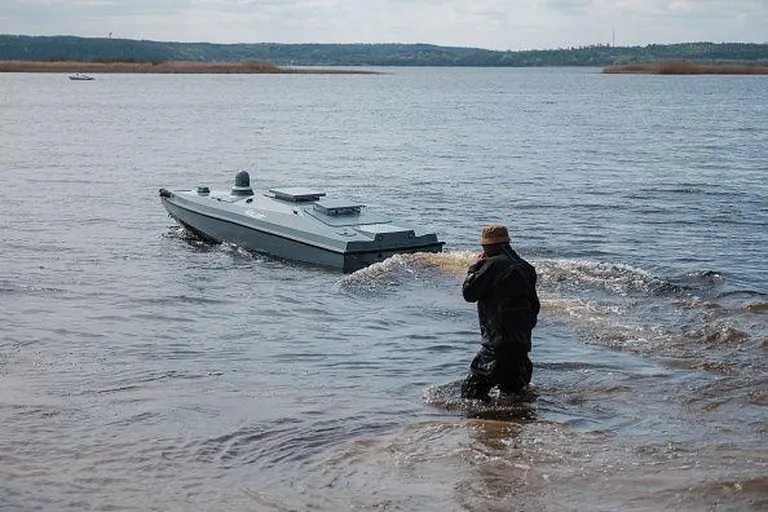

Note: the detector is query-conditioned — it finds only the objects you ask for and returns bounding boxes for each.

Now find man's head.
[480,223,510,250]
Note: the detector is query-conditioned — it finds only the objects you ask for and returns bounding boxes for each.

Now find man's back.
[462,246,540,351]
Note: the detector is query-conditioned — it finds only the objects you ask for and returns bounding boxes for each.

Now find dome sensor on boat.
[230,170,254,196]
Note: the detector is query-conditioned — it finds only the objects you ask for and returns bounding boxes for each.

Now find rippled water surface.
[1,68,766,511]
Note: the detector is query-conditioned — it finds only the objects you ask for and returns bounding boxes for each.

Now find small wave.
[686,269,726,283]
[339,251,476,292]
[2,403,89,426]
[718,289,767,299]
[540,292,605,315]
[667,358,736,375]
[537,258,670,295]
[194,418,302,467]
[645,476,768,510]
[164,225,281,267]
[745,301,768,312]
[218,242,271,263]
[164,224,200,242]
[0,280,67,296]
[342,252,670,294]
[536,361,620,371]
[659,186,701,194]
[685,323,749,347]
[542,286,756,372]
[107,411,163,427]
[302,420,492,510]
[128,294,234,307]
[193,416,397,470]
[164,225,225,252]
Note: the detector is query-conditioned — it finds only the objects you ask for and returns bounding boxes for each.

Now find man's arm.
[462,257,498,302]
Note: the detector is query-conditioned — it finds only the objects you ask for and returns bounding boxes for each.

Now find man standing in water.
[461,224,540,401]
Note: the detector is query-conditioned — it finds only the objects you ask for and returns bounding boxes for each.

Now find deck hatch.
[268,187,326,202]
[314,199,363,216]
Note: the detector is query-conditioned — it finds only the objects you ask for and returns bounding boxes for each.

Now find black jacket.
[462,245,540,352]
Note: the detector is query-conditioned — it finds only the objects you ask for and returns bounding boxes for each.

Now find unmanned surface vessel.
[159,171,444,272]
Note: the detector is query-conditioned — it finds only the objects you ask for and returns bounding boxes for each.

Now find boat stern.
[342,241,444,273]
[341,222,444,272]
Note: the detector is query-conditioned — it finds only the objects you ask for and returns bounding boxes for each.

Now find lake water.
[1,67,766,511]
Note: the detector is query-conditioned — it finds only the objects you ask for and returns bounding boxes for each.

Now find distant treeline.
[1,34,767,67]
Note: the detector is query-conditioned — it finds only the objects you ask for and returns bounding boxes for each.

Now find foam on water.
[537,258,669,295]
[345,250,475,280]
[340,251,763,366]
[423,381,538,422]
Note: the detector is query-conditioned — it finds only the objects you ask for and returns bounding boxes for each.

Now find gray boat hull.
[159,174,444,273]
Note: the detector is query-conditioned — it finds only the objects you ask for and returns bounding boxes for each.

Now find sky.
[1,0,766,50]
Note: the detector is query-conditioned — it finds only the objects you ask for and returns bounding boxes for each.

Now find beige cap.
[480,223,509,245]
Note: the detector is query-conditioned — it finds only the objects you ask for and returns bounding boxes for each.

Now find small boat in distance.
[159,171,444,273]
[68,73,94,81]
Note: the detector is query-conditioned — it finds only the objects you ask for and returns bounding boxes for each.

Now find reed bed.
[0,60,378,74]
[603,60,768,75]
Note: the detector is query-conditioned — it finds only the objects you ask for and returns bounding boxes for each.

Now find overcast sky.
[1,0,766,50]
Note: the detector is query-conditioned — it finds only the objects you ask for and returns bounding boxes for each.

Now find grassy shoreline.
[0,60,379,74]
[603,60,768,75]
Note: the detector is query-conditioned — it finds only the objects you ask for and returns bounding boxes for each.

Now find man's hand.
[468,254,485,274]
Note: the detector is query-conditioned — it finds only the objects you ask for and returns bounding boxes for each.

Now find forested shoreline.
[1,34,767,67]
